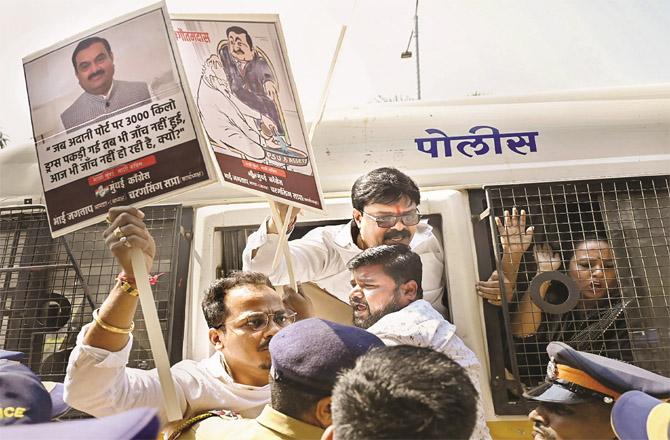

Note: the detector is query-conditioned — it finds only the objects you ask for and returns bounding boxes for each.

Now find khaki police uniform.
[173,405,324,440]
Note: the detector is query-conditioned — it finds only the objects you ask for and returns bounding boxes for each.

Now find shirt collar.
[256,405,324,438]
[85,80,115,101]
[98,80,114,99]
[206,351,269,391]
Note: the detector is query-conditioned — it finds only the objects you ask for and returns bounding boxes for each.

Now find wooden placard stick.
[270,202,293,270]
[130,249,182,422]
[269,201,297,291]
[307,15,350,144]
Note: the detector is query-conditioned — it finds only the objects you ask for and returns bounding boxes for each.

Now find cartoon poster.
[172,15,324,212]
[23,3,216,237]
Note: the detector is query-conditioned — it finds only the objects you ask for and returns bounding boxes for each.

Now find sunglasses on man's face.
[220,310,297,333]
[362,210,421,228]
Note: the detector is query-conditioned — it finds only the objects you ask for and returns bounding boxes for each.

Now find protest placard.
[23,3,216,237]
[22,2,218,422]
[171,14,325,213]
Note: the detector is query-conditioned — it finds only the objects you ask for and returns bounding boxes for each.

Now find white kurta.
[243,219,446,315]
[64,324,269,424]
[368,300,492,440]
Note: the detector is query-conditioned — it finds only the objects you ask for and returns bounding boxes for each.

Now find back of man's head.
[347,244,423,299]
[201,271,273,328]
[328,345,477,440]
[269,318,384,425]
[351,167,420,212]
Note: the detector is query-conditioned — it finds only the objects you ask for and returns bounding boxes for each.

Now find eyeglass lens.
[376,212,420,228]
[245,312,295,331]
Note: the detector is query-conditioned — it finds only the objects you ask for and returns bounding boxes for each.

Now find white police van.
[1,83,668,437]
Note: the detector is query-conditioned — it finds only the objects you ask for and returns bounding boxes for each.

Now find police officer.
[525,342,670,440]
[171,318,384,440]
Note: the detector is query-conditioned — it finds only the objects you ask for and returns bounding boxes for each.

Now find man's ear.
[208,328,225,350]
[315,396,332,427]
[321,425,335,440]
[352,209,362,226]
[399,280,418,303]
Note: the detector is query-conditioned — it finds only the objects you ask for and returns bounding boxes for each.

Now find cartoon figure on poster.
[196,26,309,168]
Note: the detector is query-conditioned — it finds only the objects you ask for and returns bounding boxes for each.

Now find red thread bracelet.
[117,272,165,286]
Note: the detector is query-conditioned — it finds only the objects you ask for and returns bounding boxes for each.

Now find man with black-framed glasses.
[243,167,446,315]
[65,207,314,426]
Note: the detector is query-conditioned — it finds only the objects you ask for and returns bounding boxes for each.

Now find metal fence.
[480,176,670,412]
[0,205,190,405]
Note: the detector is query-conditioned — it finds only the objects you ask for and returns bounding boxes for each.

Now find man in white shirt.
[347,244,492,440]
[64,206,309,424]
[243,167,446,315]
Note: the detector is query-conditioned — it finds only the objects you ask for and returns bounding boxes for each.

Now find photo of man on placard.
[61,36,151,133]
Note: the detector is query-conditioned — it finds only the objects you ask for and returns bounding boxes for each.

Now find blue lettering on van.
[415,125,538,158]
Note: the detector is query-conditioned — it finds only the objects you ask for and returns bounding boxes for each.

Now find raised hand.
[533,242,562,273]
[103,206,155,277]
[267,202,300,234]
[476,270,514,306]
[495,206,534,258]
[282,283,315,320]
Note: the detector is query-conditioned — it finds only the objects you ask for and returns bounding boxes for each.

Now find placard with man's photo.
[23,2,216,237]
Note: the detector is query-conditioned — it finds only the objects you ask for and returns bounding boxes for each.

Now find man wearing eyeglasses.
[64,206,312,425]
[243,167,446,315]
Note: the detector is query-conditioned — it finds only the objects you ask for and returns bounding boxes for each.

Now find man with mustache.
[60,36,151,133]
[243,167,446,315]
[347,244,491,439]
[218,26,284,137]
[64,206,313,424]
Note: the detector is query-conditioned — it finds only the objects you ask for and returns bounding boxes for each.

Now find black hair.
[201,271,274,328]
[226,26,254,49]
[347,244,423,299]
[71,36,111,71]
[331,345,478,439]
[564,232,611,264]
[350,168,420,212]
[269,375,329,421]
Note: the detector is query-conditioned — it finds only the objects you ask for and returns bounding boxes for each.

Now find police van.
[1,83,668,438]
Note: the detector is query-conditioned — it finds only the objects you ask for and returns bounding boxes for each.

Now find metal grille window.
[0,205,191,404]
[479,176,670,413]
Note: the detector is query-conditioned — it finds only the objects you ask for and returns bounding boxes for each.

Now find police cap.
[269,318,384,392]
[611,391,670,440]
[0,350,70,424]
[524,341,670,405]
[2,407,159,440]
[0,359,53,425]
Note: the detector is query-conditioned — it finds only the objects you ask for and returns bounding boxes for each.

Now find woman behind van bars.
[476,207,632,384]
